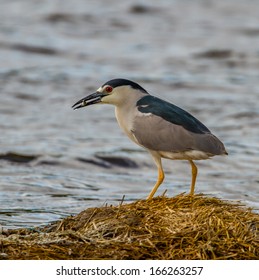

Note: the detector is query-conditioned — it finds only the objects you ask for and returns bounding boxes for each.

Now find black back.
[137,95,211,134]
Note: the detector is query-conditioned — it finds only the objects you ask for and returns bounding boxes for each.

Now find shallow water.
[0,0,259,228]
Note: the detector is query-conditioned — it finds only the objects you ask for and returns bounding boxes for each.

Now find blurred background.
[0,0,258,228]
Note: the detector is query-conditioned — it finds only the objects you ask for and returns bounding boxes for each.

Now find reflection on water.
[0,0,259,228]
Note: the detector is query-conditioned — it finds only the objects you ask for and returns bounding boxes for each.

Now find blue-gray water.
[0,0,258,228]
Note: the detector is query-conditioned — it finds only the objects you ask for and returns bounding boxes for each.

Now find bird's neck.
[114,104,138,144]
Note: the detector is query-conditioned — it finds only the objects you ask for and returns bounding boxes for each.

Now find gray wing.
[131,113,226,155]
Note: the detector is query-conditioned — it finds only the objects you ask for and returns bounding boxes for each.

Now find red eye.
[105,86,113,93]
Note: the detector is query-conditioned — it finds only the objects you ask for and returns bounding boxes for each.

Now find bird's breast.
[115,106,138,144]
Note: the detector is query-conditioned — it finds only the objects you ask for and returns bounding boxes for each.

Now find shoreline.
[1,194,258,260]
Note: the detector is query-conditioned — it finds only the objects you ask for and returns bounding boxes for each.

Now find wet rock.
[45,13,77,23]
[77,155,138,168]
[239,27,259,37]
[129,4,158,14]
[229,111,258,119]
[36,160,61,166]
[0,152,38,163]
[76,157,111,168]
[11,43,58,56]
[0,41,58,55]
[15,93,40,101]
[96,155,138,168]
[45,13,93,24]
[193,49,233,59]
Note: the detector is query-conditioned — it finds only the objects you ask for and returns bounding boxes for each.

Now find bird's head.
[72,78,148,109]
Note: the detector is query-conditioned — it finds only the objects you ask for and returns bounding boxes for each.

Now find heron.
[72,78,227,199]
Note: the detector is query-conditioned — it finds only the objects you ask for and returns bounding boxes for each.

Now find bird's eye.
[105,86,113,93]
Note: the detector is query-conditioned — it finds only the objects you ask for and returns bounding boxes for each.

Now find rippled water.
[0,0,259,228]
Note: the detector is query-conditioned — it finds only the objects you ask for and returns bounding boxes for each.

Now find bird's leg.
[147,153,164,200]
[147,167,164,200]
[189,160,198,195]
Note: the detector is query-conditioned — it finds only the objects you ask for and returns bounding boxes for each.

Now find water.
[0,0,259,228]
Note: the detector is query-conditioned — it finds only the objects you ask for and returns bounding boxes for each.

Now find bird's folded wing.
[131,113,225,155]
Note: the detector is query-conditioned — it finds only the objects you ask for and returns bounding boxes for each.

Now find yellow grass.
[0,194,258,259]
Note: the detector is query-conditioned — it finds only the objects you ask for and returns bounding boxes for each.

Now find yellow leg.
[189,160,198,195]
[147,166,164,200]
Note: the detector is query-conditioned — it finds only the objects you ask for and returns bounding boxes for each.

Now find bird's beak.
[72,91,107,110]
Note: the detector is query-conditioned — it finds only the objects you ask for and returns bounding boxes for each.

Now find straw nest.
[0,194,258,260]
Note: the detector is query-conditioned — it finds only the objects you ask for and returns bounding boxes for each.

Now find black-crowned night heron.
[72,78,227,199]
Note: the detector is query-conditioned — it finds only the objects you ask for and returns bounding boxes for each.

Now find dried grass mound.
[0,194,258,260]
